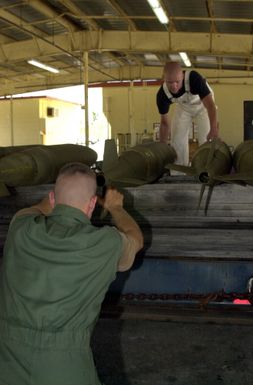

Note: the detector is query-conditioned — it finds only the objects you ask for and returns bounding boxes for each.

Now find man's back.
[0,162,143,385]
[0,204,122,385]
[0,204,122,331]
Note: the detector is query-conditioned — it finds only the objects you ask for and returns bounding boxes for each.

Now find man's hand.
[206,128,219,141]
[97,187,123,213]
[159,113,171,143]
[97,187,143,272]
[32,195,53,215]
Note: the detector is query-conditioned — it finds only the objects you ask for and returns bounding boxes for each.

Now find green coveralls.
[0,204,123,385]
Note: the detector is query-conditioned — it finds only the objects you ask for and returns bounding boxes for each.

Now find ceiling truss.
[0,0,251,95]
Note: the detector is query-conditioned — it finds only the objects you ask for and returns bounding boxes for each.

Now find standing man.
[156,61,219,166]
[0,162,143,385]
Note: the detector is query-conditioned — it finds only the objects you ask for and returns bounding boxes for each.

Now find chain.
[118,291,253,303]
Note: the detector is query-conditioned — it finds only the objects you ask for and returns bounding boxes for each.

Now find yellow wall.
[0,100,13,145]
[211,83,253,148]
[0,84,252,150]
[102,83,253,148]
[0,97,83,146]
[39,98,83,145]
[14,98,42,145]
[103,87,129,137]
[0,98,42,145]
[103,86,158,145]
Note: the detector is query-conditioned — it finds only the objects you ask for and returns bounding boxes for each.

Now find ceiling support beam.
[27,0,78,33]
[106,0,137,31]
[0,31,253,62]
[57,0,99,30]
[2,65,253,97]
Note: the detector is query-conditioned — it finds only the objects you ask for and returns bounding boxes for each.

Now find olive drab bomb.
[215,140,253,186]
[165,139,233,214]
[0,144,97,196]
[101,139,177,187]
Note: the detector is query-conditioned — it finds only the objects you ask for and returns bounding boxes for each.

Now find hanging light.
[147,0,169,24]
[179,52,192,67]
[27,59,59,74]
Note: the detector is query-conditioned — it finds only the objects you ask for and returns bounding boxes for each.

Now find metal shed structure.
[0,0,252,95]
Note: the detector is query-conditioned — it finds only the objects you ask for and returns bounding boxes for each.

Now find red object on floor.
[233,299,250,305]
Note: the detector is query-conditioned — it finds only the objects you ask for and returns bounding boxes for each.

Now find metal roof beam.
[206,0,217,33]
[0,7,50,39]
[0,31,252,62]
[106,0,137,31]
[1,65,253,97]
[57,0,99,30]
[28,0,78,33]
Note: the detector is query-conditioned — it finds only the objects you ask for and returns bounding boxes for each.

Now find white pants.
[171,105,210,166]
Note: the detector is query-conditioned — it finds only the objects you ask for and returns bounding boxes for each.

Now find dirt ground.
[92,317,253,385]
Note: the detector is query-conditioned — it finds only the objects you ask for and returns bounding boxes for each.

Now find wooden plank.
[0,182,253,261]
[142,227,253,259]
[125,183,253,207]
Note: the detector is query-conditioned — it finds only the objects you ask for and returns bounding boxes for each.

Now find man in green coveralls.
[0,162,143,385]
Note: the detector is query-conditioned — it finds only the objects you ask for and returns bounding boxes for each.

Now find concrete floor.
[92,316,253,385]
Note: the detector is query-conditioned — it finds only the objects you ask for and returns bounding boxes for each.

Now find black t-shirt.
[156,70,211,115]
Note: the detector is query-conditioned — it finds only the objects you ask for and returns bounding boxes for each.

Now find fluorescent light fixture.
[148,0,160,7]
[153,7,169,24]
[147,0,169,24]
[169,54,181,61]
[27,59,59,74]
[179,52,192,67]
[144,53,159,61]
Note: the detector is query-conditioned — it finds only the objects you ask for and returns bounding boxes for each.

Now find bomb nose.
[199,171,209,184]
[96,173,106,187]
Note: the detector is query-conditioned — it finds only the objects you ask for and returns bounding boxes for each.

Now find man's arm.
[189,71,219,140]
[156,85,171,144]
[13,195,53,221]
[159,113,171,143]
[98,188,143,272]
[202,94,219,140]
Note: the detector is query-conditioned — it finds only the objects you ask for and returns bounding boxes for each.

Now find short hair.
[54,162,97,206]
[57,162,96,181]
[163,61,183,74]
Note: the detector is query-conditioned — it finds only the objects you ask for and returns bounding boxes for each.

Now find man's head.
[49,162,97,218]
[163,61,184,94]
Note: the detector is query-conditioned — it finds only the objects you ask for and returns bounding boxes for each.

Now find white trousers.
[171,105,210,166]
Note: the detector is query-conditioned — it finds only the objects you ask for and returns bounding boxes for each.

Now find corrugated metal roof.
[0,0,251,94]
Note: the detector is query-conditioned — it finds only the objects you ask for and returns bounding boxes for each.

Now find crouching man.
[0,162,143,385]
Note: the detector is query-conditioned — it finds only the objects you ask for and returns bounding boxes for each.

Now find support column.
[10,95,14,145]
[128,81,135,146]
[83,51,89,146]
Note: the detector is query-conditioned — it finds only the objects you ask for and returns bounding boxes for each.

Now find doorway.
[244,101,253,140]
